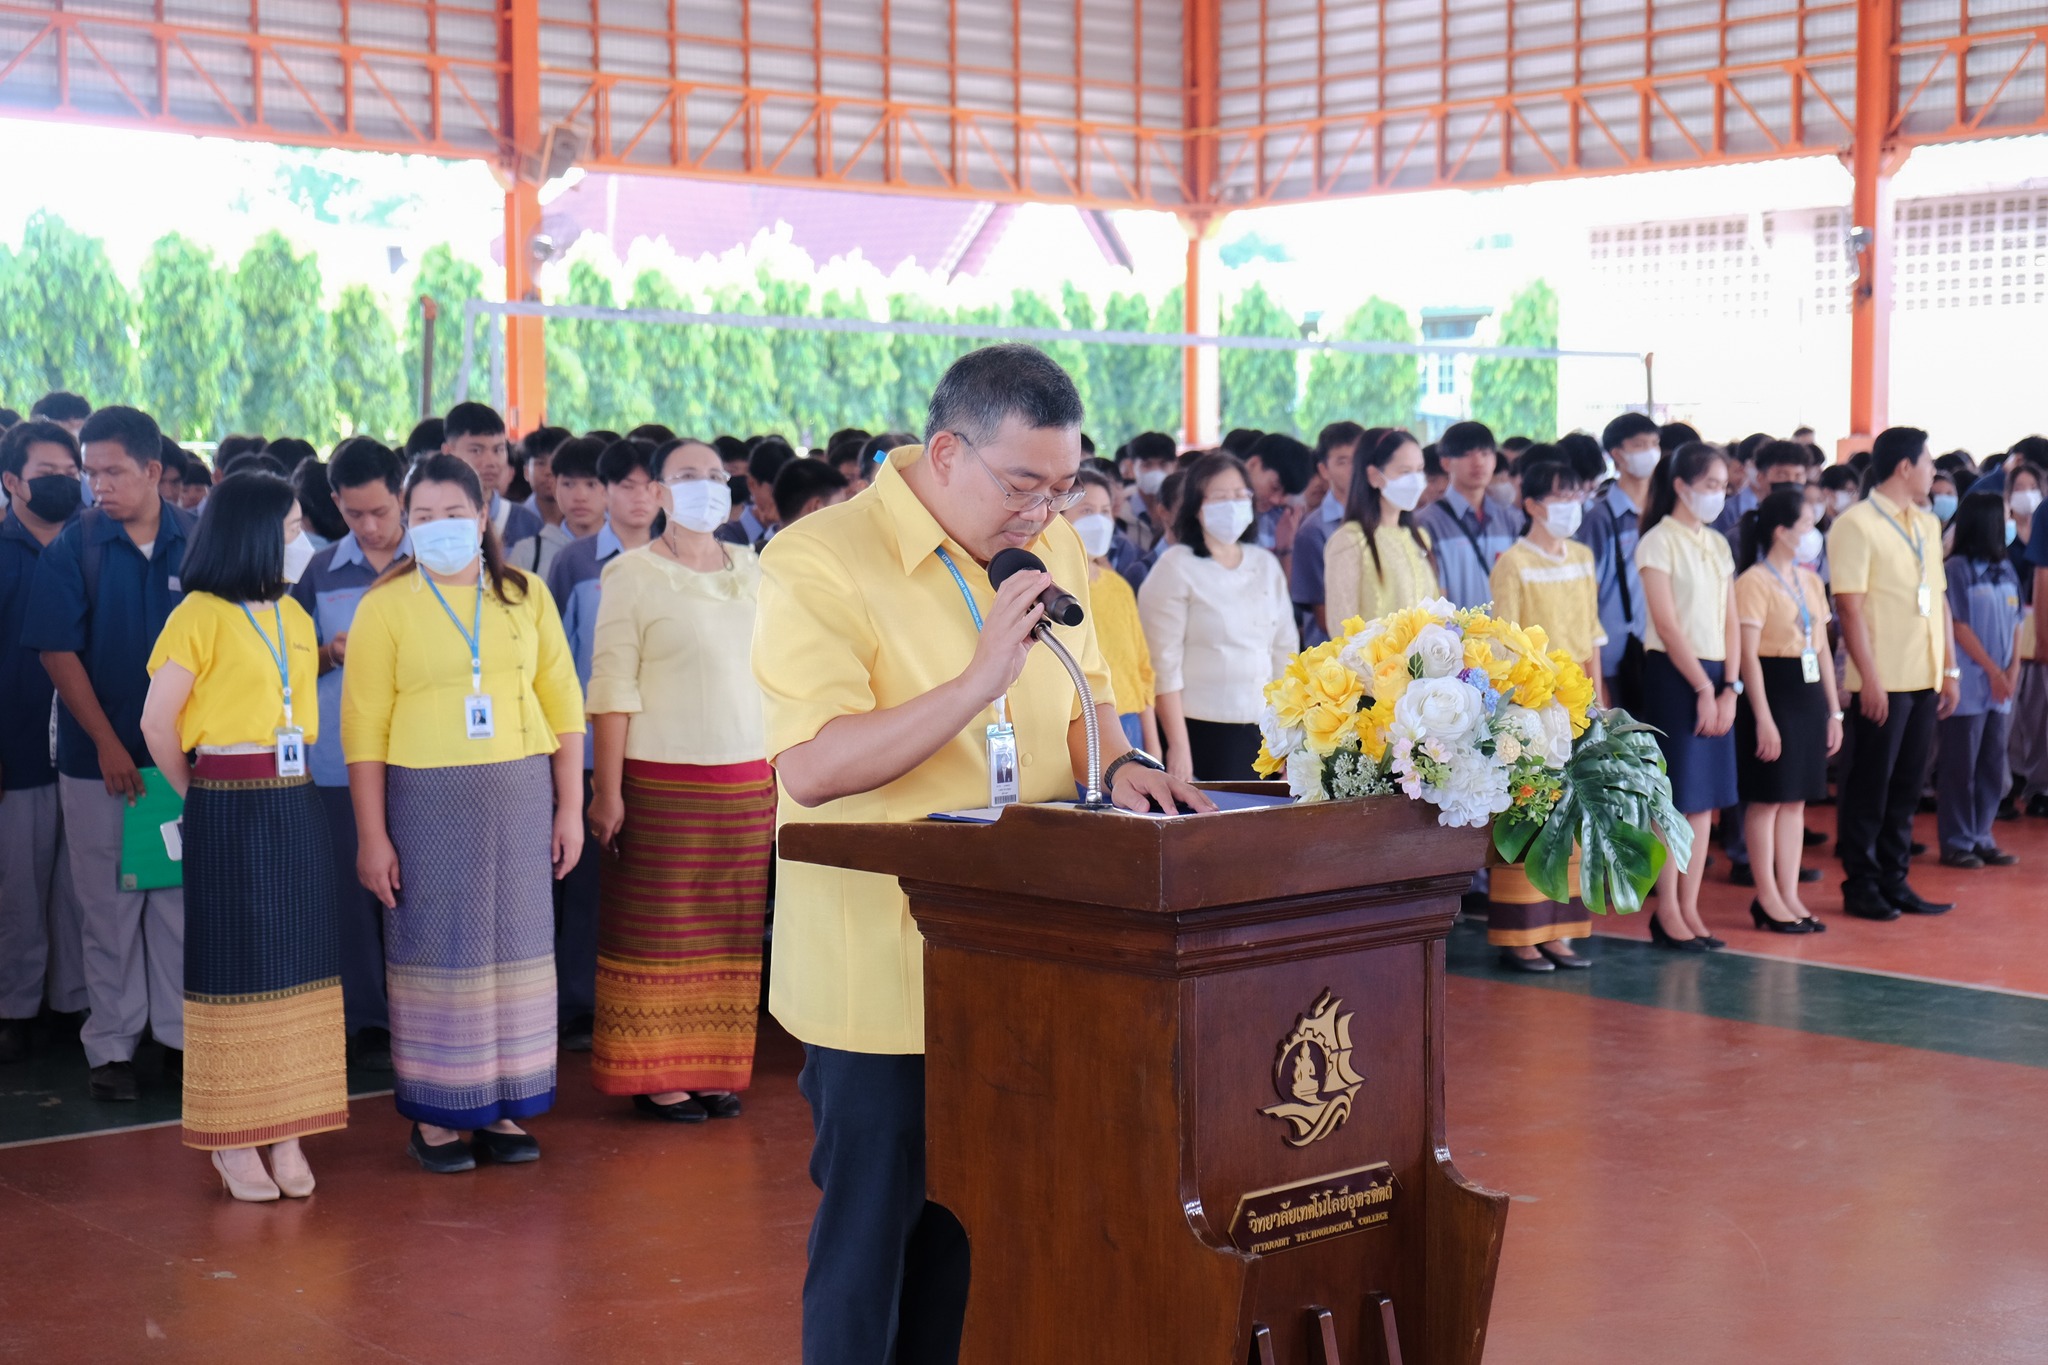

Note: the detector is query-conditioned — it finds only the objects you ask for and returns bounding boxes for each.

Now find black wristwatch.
[1718,678,1745,697]
[1103,748,1166,791]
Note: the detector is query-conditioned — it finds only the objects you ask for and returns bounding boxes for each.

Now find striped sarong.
[385,756,558,1128]
[182,757,348,1150]
[591,759,772,1096]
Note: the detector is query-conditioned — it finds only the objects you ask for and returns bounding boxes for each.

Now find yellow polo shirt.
[147,593,321,750]
[1087,565,1156,715]
[1826,490,1948,693]
[754,446,1114,1054]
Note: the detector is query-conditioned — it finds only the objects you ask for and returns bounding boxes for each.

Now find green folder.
[118,767,186,893]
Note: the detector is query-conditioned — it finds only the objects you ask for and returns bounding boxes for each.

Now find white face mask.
[281,531,316,584]
[1201,498,1255,545]
[409,516,482,575]
[1795,527,1824,562]
[1070,513,1116,559]
[1685,488,1728,524]
[1137,468,1168,497]
[1380,470,1428,512]
[1830,490,1855,515]
[1487,480,1517,507]
[666,478,732,535]
[2012,488,2043,518]
[1620,448,1662,480]
[1544,500,1584,538]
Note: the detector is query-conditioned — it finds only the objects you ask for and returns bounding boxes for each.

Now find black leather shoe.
[1842,885,1902,921]
[1727,861,1755,887]
[0,1019,28,1065]
[1938,848,1984,869]
[408,1124,477,1174]
[633,1093,708,1123]
[1647,915,1708,952]
[1535,943,1593,970]
[1798,866,1821,883]
[88,1060,138,1101]
[1750,900,1815,934]
[1976,845,2019,867]
[2029,793,2048,818]
[1697,934,1727,950]
[1884,883,1952,915]
[1497,950,1555,973]
[695,1092,744,1118]
[1996,800,2020,822]
[1909,841,1928,857]
[471,1127,541,1164]
[1804,827,1827,846]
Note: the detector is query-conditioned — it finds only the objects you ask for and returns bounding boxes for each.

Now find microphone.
[987,547,1085,628]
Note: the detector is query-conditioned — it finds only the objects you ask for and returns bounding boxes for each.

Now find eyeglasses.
[954,432,1084,514]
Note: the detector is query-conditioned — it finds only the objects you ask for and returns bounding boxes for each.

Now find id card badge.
[1800,650,1822,684]
[274,726,307,778]
[986,722,1020,808]
[1917,583,1933,617]
[465,693,496,739]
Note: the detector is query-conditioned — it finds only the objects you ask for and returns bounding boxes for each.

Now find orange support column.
[1847,0,1901,439]
[1182,0,1221,448]
[501,0,546,433]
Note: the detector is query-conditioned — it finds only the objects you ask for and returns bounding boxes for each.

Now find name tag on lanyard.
[274,726,306,777]
[1800,650,1821,684]
[986,722,1020,808]
[466,692,496,739]
[1917,583,1933,618]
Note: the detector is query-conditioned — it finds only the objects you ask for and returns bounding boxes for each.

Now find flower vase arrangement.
[1254,598,1692,913]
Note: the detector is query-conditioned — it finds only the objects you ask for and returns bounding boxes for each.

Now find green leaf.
[1492,814,1539,864]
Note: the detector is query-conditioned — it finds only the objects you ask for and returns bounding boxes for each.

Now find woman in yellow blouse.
[1063,468,1159,753]
[583,438,773,1123]
[141,472,344,1202]
[1323,428,1439,633]
[341,453,584,1174]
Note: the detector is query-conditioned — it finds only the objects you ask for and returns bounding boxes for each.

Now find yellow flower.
[1550,650,1596,735]
[1265,658,1316,729]
[1302,699,1358,756]
[1254,739,1284,777]
[1304,650,1365,714]
[1371,654,1412,708]
[1338,615,1368,641]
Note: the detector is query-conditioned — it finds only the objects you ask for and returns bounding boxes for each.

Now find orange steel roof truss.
[0,0,2044,210]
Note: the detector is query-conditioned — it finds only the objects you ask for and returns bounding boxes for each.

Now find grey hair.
[922,343,1084,447]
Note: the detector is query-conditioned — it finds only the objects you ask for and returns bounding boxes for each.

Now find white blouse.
[1137,543,1300,724]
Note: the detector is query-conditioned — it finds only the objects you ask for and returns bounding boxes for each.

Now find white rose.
[1336,618,1386,675]
[1410,624,1464,678]
[1416,595,1458,617]
[1285,747,1327,802]
[1534,702,1575,766]
[1392,676,1487,746]
[1258,705,1302,760]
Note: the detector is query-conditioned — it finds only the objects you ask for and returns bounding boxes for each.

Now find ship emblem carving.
[1258,989,1365,1147]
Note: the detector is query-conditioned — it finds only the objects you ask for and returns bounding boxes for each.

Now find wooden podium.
[780,790,1508,1365]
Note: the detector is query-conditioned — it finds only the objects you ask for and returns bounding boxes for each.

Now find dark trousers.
[1937,708,2012,855]
[1182,718,1262,781]
[316,784,388,1033]
[799,1045,969,1365]
[1839,689,1939,891]
[554,772,600,1024]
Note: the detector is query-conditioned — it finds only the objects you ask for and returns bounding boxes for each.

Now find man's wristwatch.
[1102,749,1166,791]
[1944,667,1962,680]
[1718,678,1744,697]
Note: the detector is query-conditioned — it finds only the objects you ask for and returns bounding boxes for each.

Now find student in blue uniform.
[1937,492,2023,868]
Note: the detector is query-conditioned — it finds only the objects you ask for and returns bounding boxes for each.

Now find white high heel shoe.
[212,1150,281,1202]
[266,1146,316,1198]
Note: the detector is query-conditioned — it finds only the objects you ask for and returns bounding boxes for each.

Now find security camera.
[1846,225,1874,257]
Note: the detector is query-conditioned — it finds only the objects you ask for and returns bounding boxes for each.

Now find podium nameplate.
[1228,1162,1397,1255]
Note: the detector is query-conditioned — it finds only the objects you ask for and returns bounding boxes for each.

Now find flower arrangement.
[1255,597,1691,913]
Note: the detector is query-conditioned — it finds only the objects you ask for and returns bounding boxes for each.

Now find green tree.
[558,261,646,432]
[629,269,717,437]
[706,283,780,436]
[1006,290,1087,419]
[232,230,334,438]
[329,285,409,441]
[544,329,590,435]
[817,290,899,434]
[1299,297,1420,438]
[888,294,954,432]
[1087,289,1182,448]
[0,212,135,406]
[1471,280,1559,440]
[407,243,488,417]
[137,233,240,441]
[1059,282,1100,436]
[1219,282,1299,435]
[756,271,817,440]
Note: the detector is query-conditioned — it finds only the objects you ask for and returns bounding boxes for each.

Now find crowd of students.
[0,365,2040,1200]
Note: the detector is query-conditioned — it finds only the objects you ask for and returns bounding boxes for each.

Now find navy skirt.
[1641,650,1739,815]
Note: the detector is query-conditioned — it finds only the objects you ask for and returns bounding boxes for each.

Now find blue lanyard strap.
[422,564,486,691]
[240,601,293,725]
[934,546,1006,724]
[1762,561,1813,645]
[1872,500,1926,576]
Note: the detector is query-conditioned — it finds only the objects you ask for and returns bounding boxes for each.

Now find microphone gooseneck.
[985,547,1110,809]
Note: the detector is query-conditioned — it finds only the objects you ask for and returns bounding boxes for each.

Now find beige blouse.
[586,542,766,764]
[1323,521,1440,631]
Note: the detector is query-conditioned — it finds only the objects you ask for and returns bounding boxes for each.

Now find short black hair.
[1742,486,1811,570]
[181,471,297,602]
[1870,426,1930,485]
[522,425,571,465]
[748,438,798,487]
[0,407,21,429]
[1601,411,1660,454]
[158,440,188,482]
[1246,432,1313,495]
[596,438,657,485]
[1756,440,1810,478]
[585,429,623,445]
[774,458,851,524]
[0,419,81,480]
[404,419,445,456]
[1174,451,1255,557]
[1501,436,1533,456]
[30,391,91,423]
[330,438,404,495]
[1554,432,1605,483]
[1659,421,1701,455]
[714,435,748,465]
[1315,421,1366,466]
[292,458,348,541]
[1949,489,2010,564]
[215,434,267,465]
[443,402,506,444]
[923,343,1084,446]
[1219,428,1263,456]
[1438,421,1496,461]
[222,453,288,479]
[267,437,318,473]
[627,422,677,446]
[549,436,605,482]
[1519,457,1585,504]
[77,406,163,468]
[1127,431,1178,465]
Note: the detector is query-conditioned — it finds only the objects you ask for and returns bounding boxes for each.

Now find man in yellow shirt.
[754,345,1203,1365]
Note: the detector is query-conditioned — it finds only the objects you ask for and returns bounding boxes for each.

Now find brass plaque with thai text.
[1227,1162,1396,1255]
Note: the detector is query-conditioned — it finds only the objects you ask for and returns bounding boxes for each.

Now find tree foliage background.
[0,213,135,408]
[408,243,487,417]
[138,233,241,442]
[232,230,335,437]
[330,284,409,441]
[1470,279,1559,440]
[1300,296,1420,438]
[1219,282,1300,435]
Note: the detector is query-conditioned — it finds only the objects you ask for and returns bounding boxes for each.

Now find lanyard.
[241,601,293,727]
[423,564,487,695]
[1447,500,1496,578]
[1872,500,1927,581]
[935,546,1006,725]
[1761,561,1813,647]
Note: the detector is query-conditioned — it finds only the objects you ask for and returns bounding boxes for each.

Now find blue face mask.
[1932,493,1958,523]
[2007,518,2020,545]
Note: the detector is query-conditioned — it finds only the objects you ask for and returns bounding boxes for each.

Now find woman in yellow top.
[341,454,585,1174]
[583,439,773,1123]
[1323,428,1438,633]
[1062,468,1160,753]
[140,472,343,1202]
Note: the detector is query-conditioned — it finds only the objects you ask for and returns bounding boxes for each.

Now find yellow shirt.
[1635,516,1735,660]
[586,542,767,765]
[1734,563,1832,658]
[340,569,583,768]
[1490,537,1606,665]
[1323,521,1439,630]
[147,593,320,750]
[1825,490,1949,693]
[753,446,1114,1055]
[1088,564,1155,715]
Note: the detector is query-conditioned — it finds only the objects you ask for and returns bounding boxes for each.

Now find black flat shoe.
[408,1124,477,1174]
[1749,899,1815,934]
[1938,848,1984,869]
[1976,845,2019,867]
[1884,883,1952,915]
[694,1092,744,1119]
[1535,943,1593,970]
[559,1014,594,1053]
[633,1093,708,1123]
[471,1127,541,1164]
[1497,950,1555,973]
[1647,914,1708,953]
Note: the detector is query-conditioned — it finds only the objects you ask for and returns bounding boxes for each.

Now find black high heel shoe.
[1749,899,1815,934]
[1647,913,1708,953]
